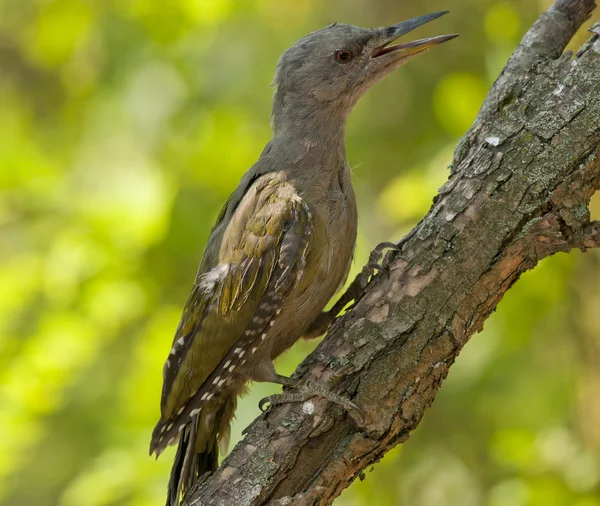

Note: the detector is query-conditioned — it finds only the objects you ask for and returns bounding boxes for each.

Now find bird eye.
[335,50,353,63]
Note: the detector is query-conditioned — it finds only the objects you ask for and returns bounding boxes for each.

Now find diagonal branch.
[184,1,600,505]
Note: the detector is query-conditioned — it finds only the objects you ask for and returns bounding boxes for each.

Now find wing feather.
[150,178,312,456]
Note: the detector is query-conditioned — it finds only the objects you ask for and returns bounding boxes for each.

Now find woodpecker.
[150,12,457,505]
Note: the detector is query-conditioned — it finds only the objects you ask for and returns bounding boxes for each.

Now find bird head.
[273,11,458,109]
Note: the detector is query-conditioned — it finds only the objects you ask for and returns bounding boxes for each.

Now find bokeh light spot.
[485,2,521,44]
[433,73,488,136]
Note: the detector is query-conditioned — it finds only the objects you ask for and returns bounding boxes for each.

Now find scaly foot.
[328,240,400,316]
[303,241,405,339]
[259,375,365,425]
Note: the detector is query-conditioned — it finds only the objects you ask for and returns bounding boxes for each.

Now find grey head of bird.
[272,11,458,120]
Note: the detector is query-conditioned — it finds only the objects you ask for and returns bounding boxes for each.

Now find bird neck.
[271,89,348,159]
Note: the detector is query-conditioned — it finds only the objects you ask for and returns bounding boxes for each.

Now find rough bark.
[185,1,600,504]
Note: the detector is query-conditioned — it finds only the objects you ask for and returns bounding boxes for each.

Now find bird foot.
[363,241,400,280]
[259,378,365,425]
[328,241,400,315]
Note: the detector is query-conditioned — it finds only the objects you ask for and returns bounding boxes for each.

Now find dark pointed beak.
[372,11,459,59]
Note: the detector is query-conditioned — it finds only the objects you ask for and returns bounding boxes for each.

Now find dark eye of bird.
[336,50,353,63]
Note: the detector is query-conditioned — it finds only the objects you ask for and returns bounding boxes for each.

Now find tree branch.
[185,1,600,504]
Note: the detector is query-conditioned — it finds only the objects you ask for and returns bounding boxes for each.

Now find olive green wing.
[150,178,311,456]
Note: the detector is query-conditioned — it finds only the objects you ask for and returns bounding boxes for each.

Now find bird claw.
[259,381,366,426]
[365,262,389,278]
[325,240,401,318]
[367,241,400,269]
[259,391,313,413]
[362,241,400,281]
[259,395,275,413]
[354,240,399,287]
[372,241,400,254]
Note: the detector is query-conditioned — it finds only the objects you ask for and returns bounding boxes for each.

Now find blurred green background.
[1,0,600,505]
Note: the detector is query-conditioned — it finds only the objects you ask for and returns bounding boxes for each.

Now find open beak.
[372,11,459,59]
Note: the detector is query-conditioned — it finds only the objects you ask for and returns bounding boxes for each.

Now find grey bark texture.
[184,0,600,504]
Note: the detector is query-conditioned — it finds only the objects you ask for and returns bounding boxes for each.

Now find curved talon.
[259,396,273,412]
[373,241,400,253]
[295,381,366,426]
[365,262,390,279]
[365,262,386,274]
[329,238,405,317]
[345,401,366,426]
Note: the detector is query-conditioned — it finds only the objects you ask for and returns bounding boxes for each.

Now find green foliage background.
[1,0,599,505]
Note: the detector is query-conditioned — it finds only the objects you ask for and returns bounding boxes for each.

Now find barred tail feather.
[165,422,219,506]
[162,396,236,505]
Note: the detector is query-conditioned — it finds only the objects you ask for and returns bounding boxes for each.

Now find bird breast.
[267,169,358,360]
